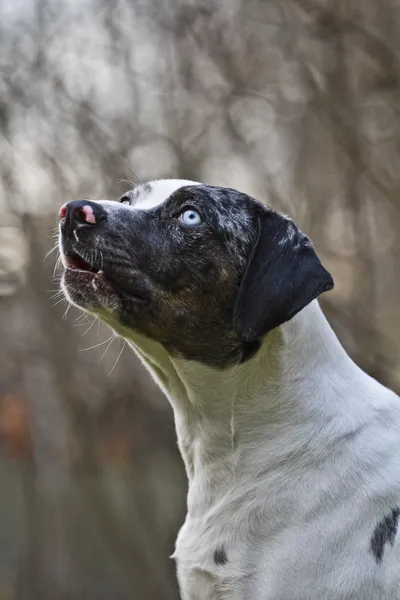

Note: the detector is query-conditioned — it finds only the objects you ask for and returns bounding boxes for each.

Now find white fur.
[134,179,200,210]
[112,300,400,600]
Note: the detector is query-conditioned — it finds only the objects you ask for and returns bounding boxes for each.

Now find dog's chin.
[61,268,121,313]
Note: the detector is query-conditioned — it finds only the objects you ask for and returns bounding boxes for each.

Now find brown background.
[0,0,400,598]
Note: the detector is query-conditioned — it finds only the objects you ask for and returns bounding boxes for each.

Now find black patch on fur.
[233,211,334,342]
[213,546,228,565]
[370,507,400,564]
[241,339,261,363]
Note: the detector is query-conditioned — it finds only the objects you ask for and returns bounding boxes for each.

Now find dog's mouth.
[64,253,103,274]
[61,248,149,310]
[61,250,118,308]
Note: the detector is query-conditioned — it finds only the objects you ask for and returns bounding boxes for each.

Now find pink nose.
[59,202,96,224]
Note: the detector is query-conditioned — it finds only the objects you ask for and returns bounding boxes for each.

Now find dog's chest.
[173,498,400,600]
[174,518,255,600]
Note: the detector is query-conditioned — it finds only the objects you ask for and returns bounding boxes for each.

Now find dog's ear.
[233,209,333,342]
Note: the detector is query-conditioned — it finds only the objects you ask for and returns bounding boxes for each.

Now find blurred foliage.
[0,0,400,598]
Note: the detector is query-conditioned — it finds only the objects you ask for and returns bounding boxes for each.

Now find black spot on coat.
[370,507,400,564]
[213,546,228,566]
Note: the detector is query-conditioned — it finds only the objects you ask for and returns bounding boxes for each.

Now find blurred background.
[0,0,400,598]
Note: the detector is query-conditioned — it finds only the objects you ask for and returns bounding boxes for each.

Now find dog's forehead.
[130,179,257,235]
[132,179,200,210]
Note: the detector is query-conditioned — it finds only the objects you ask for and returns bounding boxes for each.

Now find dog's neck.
[122,301,371,515]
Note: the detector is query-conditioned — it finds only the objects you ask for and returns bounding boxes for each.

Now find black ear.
[233,209,333,342]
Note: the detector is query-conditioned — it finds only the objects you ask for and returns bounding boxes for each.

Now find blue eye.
[179,209,202,226]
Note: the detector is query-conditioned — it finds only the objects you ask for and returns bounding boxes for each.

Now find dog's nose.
[59,200,107,238]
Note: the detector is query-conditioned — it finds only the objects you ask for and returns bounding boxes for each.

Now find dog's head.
[59,180,333,368]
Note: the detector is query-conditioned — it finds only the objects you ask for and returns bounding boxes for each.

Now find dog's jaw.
[61,268,121,313]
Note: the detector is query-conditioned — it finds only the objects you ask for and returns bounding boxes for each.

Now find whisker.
[44,244,59,261]
[74,312,89,324]
[115,153,143,185]
[48,286,63,292]
[53,297,68,307]
[50,290,64,300]
[53,255,63,279]
[79,333,115,352]
[62,304,72,320]
[107,339,126,378]
[100,335,116,361]
[82,316,99,336]
[118,178,136,188]
[73,319,91,328]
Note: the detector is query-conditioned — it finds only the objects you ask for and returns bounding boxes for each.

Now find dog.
[58,179,400,599]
